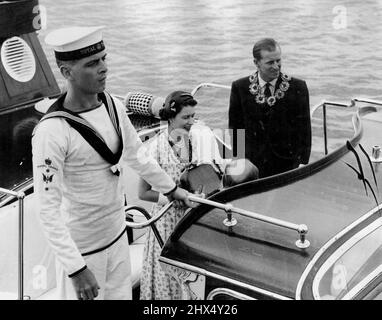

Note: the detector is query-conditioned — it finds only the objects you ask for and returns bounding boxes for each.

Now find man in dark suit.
[228,38,311,178]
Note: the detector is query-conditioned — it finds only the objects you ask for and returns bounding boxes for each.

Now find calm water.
[37,0,382,148]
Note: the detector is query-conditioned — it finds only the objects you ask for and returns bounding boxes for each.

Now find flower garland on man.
[228,38,312,178]
[249,71,291,106]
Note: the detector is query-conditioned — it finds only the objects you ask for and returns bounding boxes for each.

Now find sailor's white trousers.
[55,233,132,300]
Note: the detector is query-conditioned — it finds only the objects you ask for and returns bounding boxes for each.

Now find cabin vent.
[1,36,36,82]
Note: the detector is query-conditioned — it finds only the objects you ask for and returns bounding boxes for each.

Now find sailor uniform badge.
[37,157,58,191]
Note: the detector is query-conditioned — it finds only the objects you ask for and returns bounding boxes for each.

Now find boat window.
[313,218,382,300]
[0,107,41,199]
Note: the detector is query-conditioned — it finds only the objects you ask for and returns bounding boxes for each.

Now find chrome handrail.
[352,97,382,106]
[125,205,166,247]
[187,195,310,249]
[191,83,232,150]
[191,83,231,96]
[310,100,354,117]
[125,194,309,248]
[310,100,355,155]
[0,181,33,208]
[125,201,174,229]
[0,187,25,300]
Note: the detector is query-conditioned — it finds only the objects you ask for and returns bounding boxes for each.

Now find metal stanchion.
[0,188,25,300]
[18,192,25,300]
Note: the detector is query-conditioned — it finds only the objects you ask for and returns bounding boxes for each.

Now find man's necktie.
[264,82,272,98]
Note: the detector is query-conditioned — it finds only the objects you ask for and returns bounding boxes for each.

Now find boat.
[155,97,382,300]
[1,0,381,300]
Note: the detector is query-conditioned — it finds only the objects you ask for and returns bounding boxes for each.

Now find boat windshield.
[314,218,382,300]
[0,107,41,199]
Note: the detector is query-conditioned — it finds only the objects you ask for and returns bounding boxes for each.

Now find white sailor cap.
[45,26,105,61]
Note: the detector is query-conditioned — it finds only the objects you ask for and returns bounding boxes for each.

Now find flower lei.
[248,72,291,107]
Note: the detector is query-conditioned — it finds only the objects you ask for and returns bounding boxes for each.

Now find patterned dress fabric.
[140,130,189,300]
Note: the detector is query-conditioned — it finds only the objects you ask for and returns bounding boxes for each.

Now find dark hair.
[159,90,197,121]
[55,58,78,68]
[252,38,280,61]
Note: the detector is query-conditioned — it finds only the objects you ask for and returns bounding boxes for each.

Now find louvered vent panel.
[1,37,36,82]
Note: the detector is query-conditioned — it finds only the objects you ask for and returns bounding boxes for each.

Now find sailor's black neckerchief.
[39,91,123,175]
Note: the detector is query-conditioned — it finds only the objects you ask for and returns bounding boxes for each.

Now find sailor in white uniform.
[32,26,195,300]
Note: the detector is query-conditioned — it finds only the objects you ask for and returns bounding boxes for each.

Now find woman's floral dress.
[140,130,189,300]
